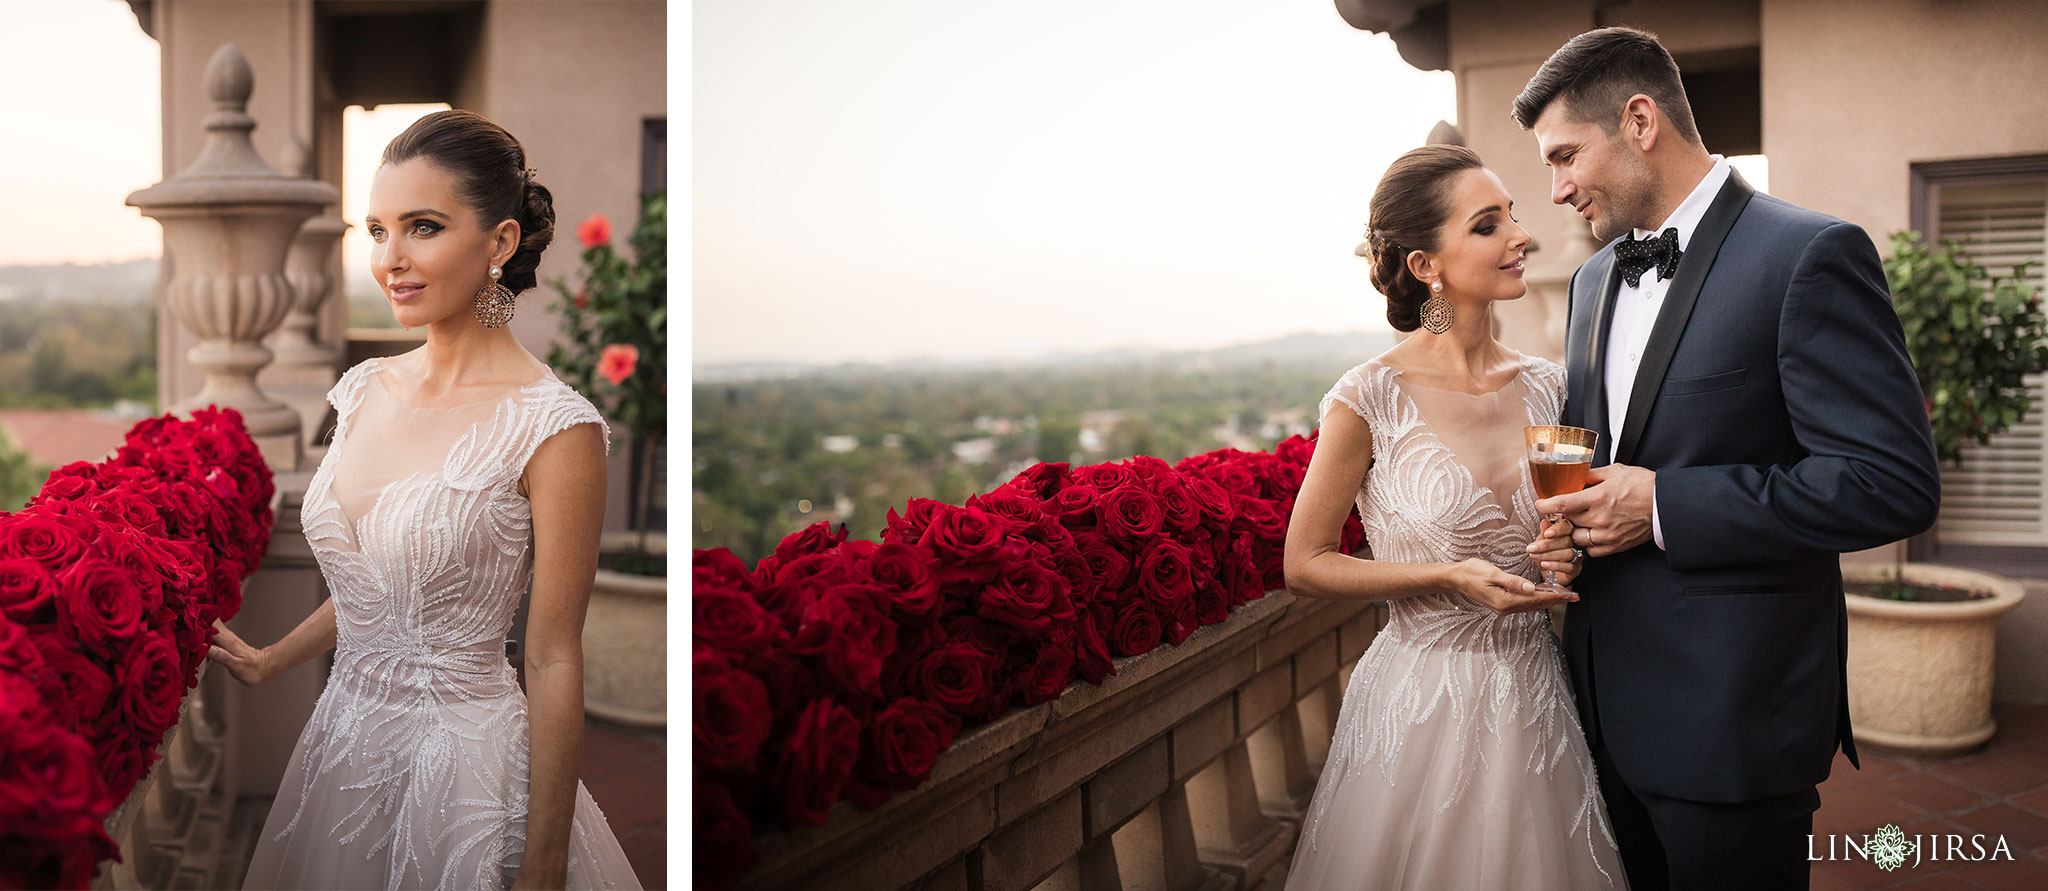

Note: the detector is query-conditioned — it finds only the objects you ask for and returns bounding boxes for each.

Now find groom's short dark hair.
[1512,27,1701,145]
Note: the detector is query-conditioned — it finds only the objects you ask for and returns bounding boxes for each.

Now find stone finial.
[1425,120,1464,147]
[126,43,338,471]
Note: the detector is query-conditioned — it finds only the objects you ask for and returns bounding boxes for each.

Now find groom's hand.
[1534,463,1656,558]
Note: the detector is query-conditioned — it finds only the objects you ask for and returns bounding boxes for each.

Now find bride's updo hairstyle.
[1363,144,1484,332]
[380,109,556,294]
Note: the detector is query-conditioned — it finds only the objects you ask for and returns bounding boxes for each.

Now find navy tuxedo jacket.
[1561,170,1940,803]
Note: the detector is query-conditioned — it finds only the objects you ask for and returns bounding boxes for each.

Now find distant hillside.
[694,329,1397,383]
[0,259,159,304]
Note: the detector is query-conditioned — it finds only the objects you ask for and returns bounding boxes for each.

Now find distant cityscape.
[691,329,1397,564]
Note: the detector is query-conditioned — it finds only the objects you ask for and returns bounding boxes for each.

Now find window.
[1913,156,2048,547]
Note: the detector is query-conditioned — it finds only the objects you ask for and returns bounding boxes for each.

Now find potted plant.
[1843,232,2045,755]
[550,192,667,726]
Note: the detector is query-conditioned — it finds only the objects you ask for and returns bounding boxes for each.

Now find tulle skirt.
[242,662,641,891]
[1285,623,1627,890]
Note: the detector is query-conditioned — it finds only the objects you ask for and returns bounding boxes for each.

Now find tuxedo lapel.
[1613,170,1758,466]
[1573,255,1622,466]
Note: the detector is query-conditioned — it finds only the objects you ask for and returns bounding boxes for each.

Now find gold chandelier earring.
[474,265,516,328]
[1420,279,1454,334]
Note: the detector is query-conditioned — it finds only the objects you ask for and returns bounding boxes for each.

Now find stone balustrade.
[743,591,1386,891]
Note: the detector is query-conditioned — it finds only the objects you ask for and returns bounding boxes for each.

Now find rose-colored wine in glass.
[1525,425,1599,594]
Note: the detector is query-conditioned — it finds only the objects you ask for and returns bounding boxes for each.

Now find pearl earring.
[1421,280,1453,334]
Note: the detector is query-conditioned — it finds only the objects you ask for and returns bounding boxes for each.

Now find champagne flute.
[1525,425,1598,594]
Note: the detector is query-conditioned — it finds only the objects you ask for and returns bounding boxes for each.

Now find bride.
[206,110,641,891]
[1282,145,1626,889]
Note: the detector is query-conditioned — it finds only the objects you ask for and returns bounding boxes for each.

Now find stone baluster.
[1186,740,1291,887]
[127,43,338,472]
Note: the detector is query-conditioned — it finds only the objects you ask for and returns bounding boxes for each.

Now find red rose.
[775,521,848,564]
[694,655,773,773]
[1098,485,1165,545]
[32,466,99,504]
[756,551,851,618]
[1182,476,1235,533]
[694,586,784,655]
[1122,455,1177,486]
[0,612,39,676]
[1225,532,1265,605]
[788,583,897,698]
[695,548,754,590]
[999,461,1070,500]
[1071,463,1137,493]
[1071,607,1114,684]
[1051,485,1098,528]
[859,698,960,790]
[976,553,1071,638]
[1208,462,1259,496]
[694,778,759,889]
[28,629,113,733]
[1235,496,1289,544]
[95,739,159,811]
[0,698,101,824]
[1154,479,1202,534]
[1275,432,1317,467]
[965,490,1056,541]
[0,557,56,623]
[118,631,184,736]
[1136,538,1195,614]
[1195,583,1229,626]
[1073,533,1132,597]
[882,498,945,545]
[578,213,612,249]
[911,638,999,718]
[54,559,146,659]
[1110,605,1163,656]
[917,505,1014,564]
[88,527,166,613]
[864,542,940,622]
[1017,629,1077,705]
[0,510,89,567]
[776,697,862,825]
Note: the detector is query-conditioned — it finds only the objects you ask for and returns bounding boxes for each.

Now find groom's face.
[1532,105,1656,243]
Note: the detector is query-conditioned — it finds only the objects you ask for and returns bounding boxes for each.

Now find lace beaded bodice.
[243,356,641,891]
[1318,355,1562,644]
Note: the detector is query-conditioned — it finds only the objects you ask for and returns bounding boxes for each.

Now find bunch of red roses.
[693,434,1363,888]
[0,407,273,889]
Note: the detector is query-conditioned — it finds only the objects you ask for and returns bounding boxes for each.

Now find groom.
[1516,28,1940,890]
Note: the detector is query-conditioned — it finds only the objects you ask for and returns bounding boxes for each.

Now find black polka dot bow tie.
[1614,227,1682,288]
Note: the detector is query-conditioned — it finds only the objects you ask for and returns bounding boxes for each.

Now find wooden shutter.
[1933,181,2048,546]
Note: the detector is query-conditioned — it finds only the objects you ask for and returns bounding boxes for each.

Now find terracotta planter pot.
[582,532,666,727]
[1843,562,2026,757]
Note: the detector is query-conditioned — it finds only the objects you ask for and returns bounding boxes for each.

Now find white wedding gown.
[1285,355,1626,890]
[243,357,642,890]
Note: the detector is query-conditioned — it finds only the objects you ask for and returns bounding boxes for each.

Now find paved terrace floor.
[581,718,668,889]
[1812,702,2048,889]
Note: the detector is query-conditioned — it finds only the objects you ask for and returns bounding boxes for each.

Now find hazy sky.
[695,0,1457,367]
[0,0,162,266]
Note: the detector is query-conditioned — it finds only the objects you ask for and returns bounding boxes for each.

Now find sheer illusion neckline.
[367,357,557,411]
[1371,352,1535,397]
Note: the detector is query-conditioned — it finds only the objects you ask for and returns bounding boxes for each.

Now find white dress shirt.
[1603,155,1731,550]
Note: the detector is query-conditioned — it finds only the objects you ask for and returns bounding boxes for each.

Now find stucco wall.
[1760,0,2048,241]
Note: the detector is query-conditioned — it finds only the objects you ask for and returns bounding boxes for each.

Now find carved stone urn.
[126,43,338,471]
[1843,563,2026,756]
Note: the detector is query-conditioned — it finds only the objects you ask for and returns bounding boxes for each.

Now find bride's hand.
[207,621,272,686]
[1529,517,1584,587]
[1445,558,1577,615]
